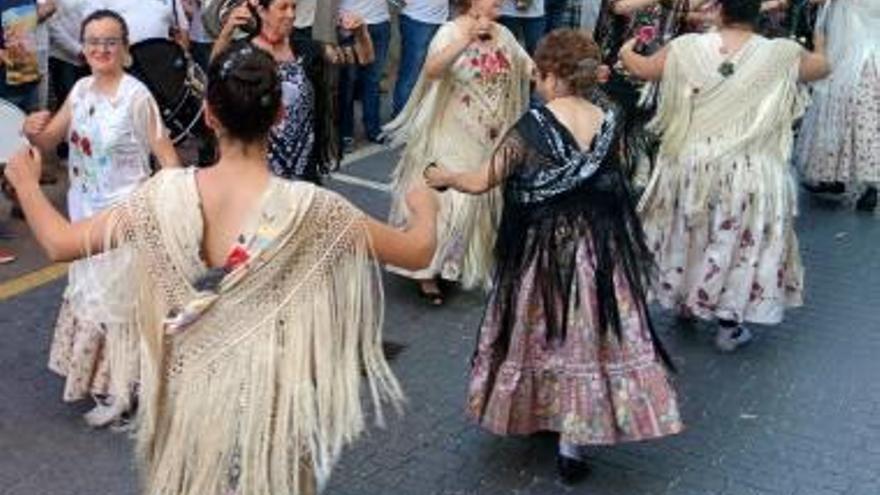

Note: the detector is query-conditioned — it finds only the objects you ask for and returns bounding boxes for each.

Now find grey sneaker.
[715,324,753,352]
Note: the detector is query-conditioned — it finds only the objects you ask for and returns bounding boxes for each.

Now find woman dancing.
[426,30,682,484]
[23,9,179,427]
[6,45,437,495]
[384,0,532,304]
[624,0,829,351]
[212,0,374,182]
[795,0,880,212]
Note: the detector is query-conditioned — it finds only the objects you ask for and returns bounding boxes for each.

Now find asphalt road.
[1,147,879,495]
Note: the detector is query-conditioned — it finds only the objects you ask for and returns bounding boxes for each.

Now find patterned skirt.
[467,241,683,446]
[798,59,880,188]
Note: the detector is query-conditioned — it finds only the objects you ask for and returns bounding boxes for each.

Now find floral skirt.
[467,242,683,446]
[48,297,115,402]
[48,251,137,403]
[799,60,880,188]
[639,154,804,324]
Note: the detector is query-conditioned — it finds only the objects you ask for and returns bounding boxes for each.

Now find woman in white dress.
[23,9,178,426]
[795,0,880,211]
[621,0,829,352]
[383,0,532,304]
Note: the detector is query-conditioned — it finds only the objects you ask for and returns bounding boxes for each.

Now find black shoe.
[803,181,845,194]
[856,187,878,212]
[557,454,591,485]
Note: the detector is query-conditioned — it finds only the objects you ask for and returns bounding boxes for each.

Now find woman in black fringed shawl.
[594,0,688,189]
[425,30,682,485]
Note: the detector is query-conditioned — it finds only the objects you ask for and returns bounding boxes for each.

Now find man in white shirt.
[338,0,392,147]
[392,0,447,116]
[294,0,316,39]
[46,0,88,105]
[99,0,189,47]
[498,0,545,54]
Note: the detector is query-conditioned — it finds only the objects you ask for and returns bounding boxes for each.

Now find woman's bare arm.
[365,187,438,270]
[4,147,110,261]
[619,38,669,81]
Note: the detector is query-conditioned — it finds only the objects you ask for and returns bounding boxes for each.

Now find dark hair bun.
[719,0,762,26]
[206,44,281,143]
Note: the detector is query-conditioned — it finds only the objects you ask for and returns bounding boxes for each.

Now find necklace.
[716,29,753,78]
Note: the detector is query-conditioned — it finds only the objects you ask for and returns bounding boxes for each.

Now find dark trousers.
[392,14,440,117]
[338,20,392,141]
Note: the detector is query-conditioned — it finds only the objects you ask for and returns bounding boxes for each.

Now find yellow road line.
[0,263,68,301]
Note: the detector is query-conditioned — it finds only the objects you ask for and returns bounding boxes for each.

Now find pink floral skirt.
[467,243,683,446]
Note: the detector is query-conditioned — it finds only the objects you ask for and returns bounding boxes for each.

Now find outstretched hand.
[4,146,43,194]
[423,163,452,191]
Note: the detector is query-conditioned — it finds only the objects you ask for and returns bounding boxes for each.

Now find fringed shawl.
[797,0,880,158]
[650,33,808,162]
[106,169,402,495]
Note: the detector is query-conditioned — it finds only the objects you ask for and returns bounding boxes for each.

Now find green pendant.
[718,61,735,78]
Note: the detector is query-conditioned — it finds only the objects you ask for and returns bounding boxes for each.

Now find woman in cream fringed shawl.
[4,46,438,495]
[620,0,829,352]
[382,0,532,304]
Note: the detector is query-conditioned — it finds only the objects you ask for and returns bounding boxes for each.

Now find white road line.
[330,173,392,193]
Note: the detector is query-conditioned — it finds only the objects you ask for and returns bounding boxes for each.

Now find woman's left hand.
[4,146,43,193]
[423,163,452,190]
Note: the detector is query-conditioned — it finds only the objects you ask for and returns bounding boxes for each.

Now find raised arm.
[424,134,524,195]
[365,186,438,270]
[211,4,253,61]
[619,37,669,82]
[4,147,112,262]
[423,20,477,81]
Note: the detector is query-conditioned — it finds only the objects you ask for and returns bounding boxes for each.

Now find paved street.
[1,147,879,495]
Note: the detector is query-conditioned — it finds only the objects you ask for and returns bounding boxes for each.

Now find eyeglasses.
[83,37,124,50]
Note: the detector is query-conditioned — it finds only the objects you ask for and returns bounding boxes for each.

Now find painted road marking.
[331,173,391,193]
[0,262,67,302]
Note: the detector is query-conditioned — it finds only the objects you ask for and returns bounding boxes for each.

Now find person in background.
[624,0,829,352]
[97,0,189,48]
[5,43,438,495]
[498,0,545,54]
[392,0,449,117]
[34,0,55,108]
[338,0,392,149]
[47,0,88,108]
[425,29,682,484]
[294,0,316,39]
[185,0,213,71]
[383,0,532,304]
[1,0,55,112]
[23,9,180,427]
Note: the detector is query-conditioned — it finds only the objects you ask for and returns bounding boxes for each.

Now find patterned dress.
[268,58,316,181]
[639,34,806,324]
[467,101,682,446]
[49,74,163,403]
[795,0,880,202]
[384,21,531,288]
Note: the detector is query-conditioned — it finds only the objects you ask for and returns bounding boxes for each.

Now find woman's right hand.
[4,146,43,194]
[221,4,253,37]
[23,111,52,140]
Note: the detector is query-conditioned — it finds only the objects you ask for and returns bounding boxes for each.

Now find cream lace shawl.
[649,33,808,162]
[105,169,402,495]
